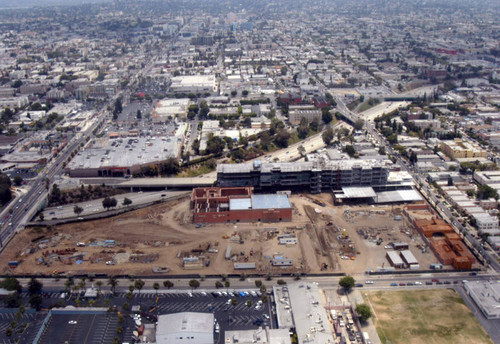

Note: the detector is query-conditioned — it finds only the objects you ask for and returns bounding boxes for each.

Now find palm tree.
[134,279,145,297]
[96,281,103,295]
[73,284,80,300]
[107,276,118,296]
[64,278,74,293]
[153,282,160,295]
[79,278,86,290]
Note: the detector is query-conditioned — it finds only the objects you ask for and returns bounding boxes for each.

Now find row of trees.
[49,184,124,206]
[0,277,43,310]
[0,275,372,324]
[137,157,180,177]
[0,173,12,205]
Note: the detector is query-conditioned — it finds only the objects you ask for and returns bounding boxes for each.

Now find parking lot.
[0,289,276,344]
[37,313,120,344]
[0,311,46,344]
[122,290,275,342]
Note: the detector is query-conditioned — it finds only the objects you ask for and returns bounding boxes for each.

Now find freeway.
[41,190,188,220]
[0,115,109,247]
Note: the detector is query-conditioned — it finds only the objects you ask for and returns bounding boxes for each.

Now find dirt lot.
[364,289,493,344]
[294,194,439,274]
[0,196,313,276]
[0,193,442,276]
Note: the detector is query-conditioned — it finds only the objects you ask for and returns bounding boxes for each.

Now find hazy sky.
[0,0,110,9]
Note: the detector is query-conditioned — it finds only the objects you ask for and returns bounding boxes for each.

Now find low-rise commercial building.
[170,75,217,94]
[225,328,291,344]
[66,135,181,177]
[156,312,214,344]
[287,282,333,344]
[473,213,500,235]
[464,281,500,319]
[152,98,191,122]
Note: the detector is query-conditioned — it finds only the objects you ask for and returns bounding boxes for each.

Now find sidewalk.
[351,289,381,344]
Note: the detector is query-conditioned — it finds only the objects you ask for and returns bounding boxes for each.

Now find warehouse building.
[156,312,214,344]
[191,187,292,223]
[217,159,390,194]
[400,250,419,269]
[386,251,404,268]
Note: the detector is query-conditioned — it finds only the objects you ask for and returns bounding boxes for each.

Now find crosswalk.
[19,291,61,299]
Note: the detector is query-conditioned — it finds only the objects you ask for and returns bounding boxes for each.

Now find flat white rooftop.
[287,282,333,344]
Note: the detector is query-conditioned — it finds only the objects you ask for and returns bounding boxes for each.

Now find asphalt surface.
[41,190,188,220]
[37,313,120,344]
[0,289,275,344]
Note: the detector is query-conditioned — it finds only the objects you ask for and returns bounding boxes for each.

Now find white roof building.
[473,213,500,235]
[170,75,217,94]
[156,312,214,344]
[153,98,191,122]
[225,328,291,344]
[464,281,500,319]
[287,282,334,344]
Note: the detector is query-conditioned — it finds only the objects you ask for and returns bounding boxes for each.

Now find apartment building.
[440,138,487,160]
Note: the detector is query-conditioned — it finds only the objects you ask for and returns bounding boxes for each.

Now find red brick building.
[191,187,292,224]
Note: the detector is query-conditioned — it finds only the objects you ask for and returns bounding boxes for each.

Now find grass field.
[364,289,493,344]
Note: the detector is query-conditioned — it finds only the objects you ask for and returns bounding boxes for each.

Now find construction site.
[0,192,479,276]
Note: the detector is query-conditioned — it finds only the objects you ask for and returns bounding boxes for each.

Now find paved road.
[41,190,188,220]
[359,101,410,122]
[0,114,109,247]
